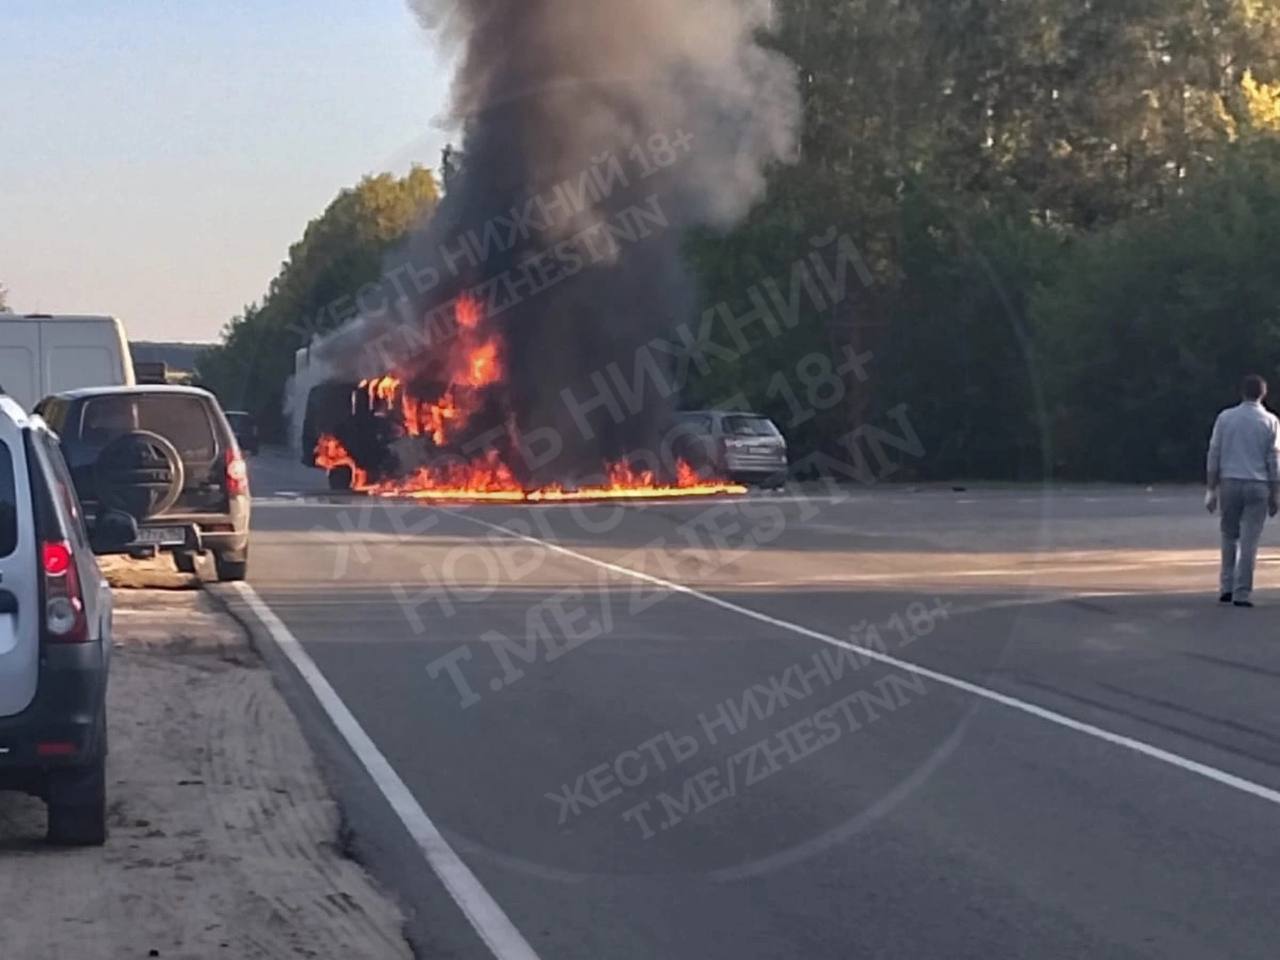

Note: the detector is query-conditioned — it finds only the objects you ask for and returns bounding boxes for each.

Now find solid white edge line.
[447,511,1280,811]
[230,581,543,960]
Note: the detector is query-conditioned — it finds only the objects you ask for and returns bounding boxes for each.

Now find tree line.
[196,168,439,440]
[198,0,1280,481]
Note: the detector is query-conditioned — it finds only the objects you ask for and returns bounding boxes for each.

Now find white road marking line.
[230,581,543,960]
[448,511,1280,811]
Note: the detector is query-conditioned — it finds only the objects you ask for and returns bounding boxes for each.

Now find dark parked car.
[35,386,251,581]
[225,410,260,455]
[0,394,134,845]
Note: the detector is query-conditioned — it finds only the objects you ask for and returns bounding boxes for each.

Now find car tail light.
[37,741,78,758]
[43,540,87,644]
[42,541,72,576]
[225,447,249,498]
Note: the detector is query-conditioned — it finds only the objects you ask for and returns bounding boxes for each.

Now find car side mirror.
[90,509,139,555]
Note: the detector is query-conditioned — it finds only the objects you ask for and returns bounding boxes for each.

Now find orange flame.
[366,376,399,405]
[455,296,481,329]
[315,294,749,503]
[462,340,500,387]
[313,435,370,490]
[313,434,746,503]
[359,296,505,448]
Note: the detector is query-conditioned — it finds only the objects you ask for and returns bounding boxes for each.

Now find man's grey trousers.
[1220,479,1270,601]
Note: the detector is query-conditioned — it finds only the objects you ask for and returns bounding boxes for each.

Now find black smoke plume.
[312,0,799,485]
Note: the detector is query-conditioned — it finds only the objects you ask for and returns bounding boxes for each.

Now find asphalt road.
[235,448,1280,960]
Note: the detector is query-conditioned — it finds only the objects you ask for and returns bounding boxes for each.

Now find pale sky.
[1,0,452,342]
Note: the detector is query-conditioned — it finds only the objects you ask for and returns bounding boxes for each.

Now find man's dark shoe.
[1234,600,1255,608]
[1219,592,1234,603]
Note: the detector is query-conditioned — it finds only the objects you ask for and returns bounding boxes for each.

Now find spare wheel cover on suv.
[94,430,186,520]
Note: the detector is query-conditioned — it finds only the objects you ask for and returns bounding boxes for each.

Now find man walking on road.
[1206,375,1280,607]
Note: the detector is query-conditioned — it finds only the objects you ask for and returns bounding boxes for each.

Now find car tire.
[214,551,248,582]
[173,551,197,574]
[328,465,354,491]
[94,430,185,520]
[46,753,107,847]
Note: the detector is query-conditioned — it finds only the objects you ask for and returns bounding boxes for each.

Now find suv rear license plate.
[135,527,186,546]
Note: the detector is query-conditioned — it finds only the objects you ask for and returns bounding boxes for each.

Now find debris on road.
[0,585,412,960]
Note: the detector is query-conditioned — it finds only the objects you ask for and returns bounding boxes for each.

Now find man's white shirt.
[1207,400,1280,483]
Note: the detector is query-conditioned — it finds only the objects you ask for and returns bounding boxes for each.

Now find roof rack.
[135,361,169,384]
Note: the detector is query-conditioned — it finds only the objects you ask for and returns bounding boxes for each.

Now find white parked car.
[0,314,136,411]
[0,394,132,844]
[672,410,789,487]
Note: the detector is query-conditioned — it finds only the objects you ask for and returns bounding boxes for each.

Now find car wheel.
[94,430,185,520]
[214,551,248,582]
[173,551,197,574]
[328,465,354,491]
[46,753,107,847]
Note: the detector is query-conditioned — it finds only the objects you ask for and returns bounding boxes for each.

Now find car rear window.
[675,413,713,434]
[723,415,781,438]
[0,443,15,557]
[77,395,218,462]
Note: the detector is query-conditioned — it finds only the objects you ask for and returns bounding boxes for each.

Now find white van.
[0,315,135,411]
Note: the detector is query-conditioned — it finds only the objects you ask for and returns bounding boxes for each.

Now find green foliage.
[202,1,1280,479]
[197,167,439,439]
[874,190,1066,479]
[684,0,1280,480]
[1034,141,1280,481]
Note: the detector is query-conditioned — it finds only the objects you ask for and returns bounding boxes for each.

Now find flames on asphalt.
[314,295,746,503]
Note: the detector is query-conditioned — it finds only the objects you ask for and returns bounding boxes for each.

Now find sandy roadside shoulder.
[0,565,413,960]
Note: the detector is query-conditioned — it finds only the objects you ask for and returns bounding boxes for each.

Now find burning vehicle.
[298,296,748,502]
[292,0,799,504]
